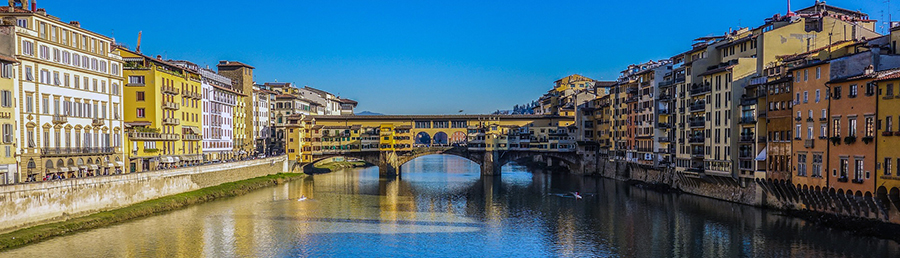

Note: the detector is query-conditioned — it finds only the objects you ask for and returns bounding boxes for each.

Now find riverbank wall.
[0,156,289,233]
[587,158,900,225]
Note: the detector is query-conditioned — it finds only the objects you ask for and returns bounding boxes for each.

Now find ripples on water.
[3,155,899,257]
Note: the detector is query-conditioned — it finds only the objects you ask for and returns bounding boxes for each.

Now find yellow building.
[875,69,900,199]
[0,55,15,184]
[120,48,202,172]
[553,74,596,93]
[234,93,248,157]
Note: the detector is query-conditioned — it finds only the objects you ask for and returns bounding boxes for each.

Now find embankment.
[0,172,304,250]
[0,156,289,234]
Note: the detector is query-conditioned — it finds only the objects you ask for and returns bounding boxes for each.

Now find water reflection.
[2,155,898,257]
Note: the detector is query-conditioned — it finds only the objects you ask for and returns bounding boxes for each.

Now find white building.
[252,84,275,154]
[298,86,342,115]
[199,68,238,161]
[2,3,125,182]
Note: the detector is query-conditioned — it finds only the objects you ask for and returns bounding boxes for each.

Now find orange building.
[790,61,831,190]
[826,67,878,196]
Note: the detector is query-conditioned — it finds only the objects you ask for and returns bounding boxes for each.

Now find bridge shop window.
[433,121,449,128]
[451,121,467,128]
[415,121,431,128]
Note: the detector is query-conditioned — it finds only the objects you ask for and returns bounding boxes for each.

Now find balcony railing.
[162,117,180,125]
[689,120,705,128]
[740,116,756,124]
[52,114,68,124]
[690,85,711,96]
[127,132,179,141]
[688,136,704,144]
[161,86,180,95]
[690,102,706,112]
[804,139,814,148]
[740,134,755,142]
[162,101,180,110]
[185,92,202,99]
[182,134,202,141]
[40,147,115,157]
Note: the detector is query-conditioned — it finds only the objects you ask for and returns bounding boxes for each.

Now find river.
[2,155,899,257]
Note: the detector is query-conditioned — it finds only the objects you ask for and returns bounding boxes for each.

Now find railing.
[128,132,179,141]
[52,114,68,124]
[657,122,671,128]
[161,86,180,95]
[658,137,671,142]
[162,117,180,125]
[689,120,705,128]
[688,136,704,143]
[163,101,180,110]
[690,102,706,112]
[690,85,711,96]
[185,92,202,99]
[740,134,755,142]
[41,147,115,157]
[182,134,202,141]
[740,116,756,124]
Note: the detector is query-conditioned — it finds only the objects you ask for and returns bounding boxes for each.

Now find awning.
[68,166,79,172]
[58,167,69,173]
[89,165,99,170]
[107,163,116,167]
[755,147,767,161]
[79,165,88,170]
[115,161,125,167]
[160,157,175,163]
[173,157,181,163]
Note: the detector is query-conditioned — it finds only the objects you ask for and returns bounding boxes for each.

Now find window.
[815,89,820,103]
[855,159,864,180]
[24,66,33,81]
[0,90,11,107]
[127,76,145,85]
[812,154,822,177]
[25,95,32,113]
[834,86,842,99]
[840,158,849,178]
[849,84,857,97]
[888,83,895,97]
[865,117,874,137]
[797,154,807,176]
[1,124,11,143]
[38,70,49,84]
[886,158,893,176]
[21,40,33,56]
[136,91,145,101]
[41,96,48,114]
[796,124,801,139]
[803,69,808,81]
[136,108,145,118]
[866,83,875,96]
[849,118,857,137]
[815,67,821,79]
[888,116,894,132]
[820,124,827,138]
[803,91,808,103]
[16,18,26,28]
[833,119,841,137]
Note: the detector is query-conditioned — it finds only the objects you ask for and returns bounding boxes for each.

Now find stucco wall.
[0,156,287,233]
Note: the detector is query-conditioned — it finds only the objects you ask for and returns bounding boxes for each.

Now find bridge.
[284,114,584,177]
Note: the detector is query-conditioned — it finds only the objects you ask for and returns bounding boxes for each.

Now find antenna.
[136,31,142,53]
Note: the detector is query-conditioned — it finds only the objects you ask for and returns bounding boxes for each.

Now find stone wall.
[0,156,287,233]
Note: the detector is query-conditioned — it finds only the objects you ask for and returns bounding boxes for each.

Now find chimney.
[35,8,44,15]
[30,0,35,12]
[864,65,874,75]
[156,55,161,60]
[69,21,80,27]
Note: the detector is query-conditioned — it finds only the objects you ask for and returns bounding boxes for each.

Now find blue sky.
[40,0,891,114]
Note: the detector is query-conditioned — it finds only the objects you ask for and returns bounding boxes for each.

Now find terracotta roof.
[275,94,296,99]
[338,98,358,105]
[874,68,900,82]
[779,40,855,62]
[0,7,33,13]
[697,65,735,77]
[212,84,245,96]
[0,54,18,64]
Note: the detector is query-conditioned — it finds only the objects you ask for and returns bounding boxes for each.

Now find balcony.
[740,134,755,142]
[688,136,704,144]
[740,94,757,106]
[162,117,180,125]
[757,136,767,143]
[625,96,639,103]
[657,122,672,129]
[689,120,705,128]
[740,116,756,124]
[162,101,180,110]
[627,87,638,94]
[52,114,68,124]
[658,109,670,115]
[185,92,202,99]
[690,85,711,96]
[804,139,814,148]
[182,134,202,141]
[40,147,115,157]
[658,137,671,143]
[91,118,104,127]
[161,86,180,95]
[127,132,179,141]
[691,150,705,158]
[690,102,706,112]
[739,151,753,159]
[659,93,673,101]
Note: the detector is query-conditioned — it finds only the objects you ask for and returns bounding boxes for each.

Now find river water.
[3,155,899,257]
